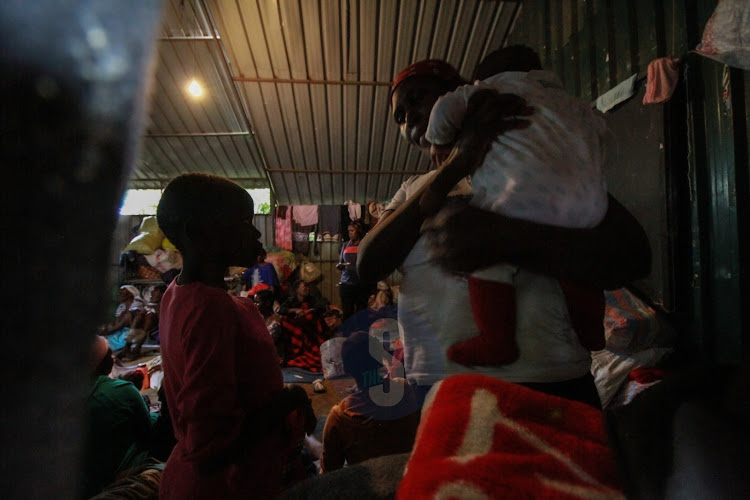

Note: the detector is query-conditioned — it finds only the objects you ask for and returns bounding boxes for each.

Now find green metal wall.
[508,0,749,363]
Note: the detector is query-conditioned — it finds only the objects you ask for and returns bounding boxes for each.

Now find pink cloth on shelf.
[292,205,319,226]
[275,206,292,252]
[643,57,680,105]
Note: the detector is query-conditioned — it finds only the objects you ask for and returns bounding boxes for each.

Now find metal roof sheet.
[132,0,522,204]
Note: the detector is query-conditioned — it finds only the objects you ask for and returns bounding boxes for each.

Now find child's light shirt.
[426,70,608,229]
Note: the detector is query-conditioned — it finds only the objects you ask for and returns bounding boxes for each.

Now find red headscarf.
[390,59,466,105]
[248,283,271,296]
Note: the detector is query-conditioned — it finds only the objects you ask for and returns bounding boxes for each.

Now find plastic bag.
[124,216,165,254]
[695,0,750,70]
[320,337,347,379]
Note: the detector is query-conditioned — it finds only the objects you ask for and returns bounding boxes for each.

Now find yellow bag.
[162,237,176,250]
[123,216,165,255]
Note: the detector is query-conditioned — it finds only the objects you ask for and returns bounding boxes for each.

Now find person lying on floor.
[80,335,155,499]
[320,331,420,473]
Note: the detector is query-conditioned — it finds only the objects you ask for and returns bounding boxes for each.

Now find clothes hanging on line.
[643,56,680,105]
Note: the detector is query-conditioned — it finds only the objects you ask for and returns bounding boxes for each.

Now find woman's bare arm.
[357,178,436,284]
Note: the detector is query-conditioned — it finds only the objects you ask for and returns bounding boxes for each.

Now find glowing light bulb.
[187,79,203,97]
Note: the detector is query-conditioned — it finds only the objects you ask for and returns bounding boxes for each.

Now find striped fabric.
[282,312,327,372]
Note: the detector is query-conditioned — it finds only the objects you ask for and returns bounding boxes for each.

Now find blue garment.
[105,328,129,351]
[241,262,280,291]
[338,240,360,285]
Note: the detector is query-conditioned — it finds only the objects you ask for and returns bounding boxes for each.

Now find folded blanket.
[398,374,623,499]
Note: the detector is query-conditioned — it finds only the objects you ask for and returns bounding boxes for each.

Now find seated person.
[278,279,330,318]
[143,284,166,342]
[98,285,144,352]
[242,248,281,296]
[81,335,155,498]
[322,306,344,337]
[278,281,331,372]
[118,284,166,360]
[337,282,398,339]
[254,287,285,364]
[281,385,319,486]
[320,331,420,473]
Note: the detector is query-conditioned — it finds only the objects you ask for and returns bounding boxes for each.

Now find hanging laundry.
[275,206,293,252]
[293,205,319,226]
[339,205,352,240]
[317,205,341,242]
[292,217,317,256]
[596,73,638,113]
[344,200,361,222]
[643,57,680,105]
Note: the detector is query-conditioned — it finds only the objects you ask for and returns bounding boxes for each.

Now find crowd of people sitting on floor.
[98,284,166,361]
[88,219,406,498]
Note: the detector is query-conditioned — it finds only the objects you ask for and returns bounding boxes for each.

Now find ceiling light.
[187,79,203,98]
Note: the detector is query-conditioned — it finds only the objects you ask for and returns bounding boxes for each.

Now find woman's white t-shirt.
[386,172,591,386]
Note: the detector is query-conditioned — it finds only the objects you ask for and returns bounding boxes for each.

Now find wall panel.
[509,0,748,362]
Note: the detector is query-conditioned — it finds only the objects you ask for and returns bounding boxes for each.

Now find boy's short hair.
[157,173,251,252]
[341,331,383,387]
[473,45,542,81]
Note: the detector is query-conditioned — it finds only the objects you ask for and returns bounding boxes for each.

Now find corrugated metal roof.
[131,0,522,205]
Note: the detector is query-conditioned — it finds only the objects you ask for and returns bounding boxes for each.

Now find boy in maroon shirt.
[156,173,291,499]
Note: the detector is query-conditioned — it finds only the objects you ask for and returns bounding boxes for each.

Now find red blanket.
[398,374,623,499]
[282,314,326,372]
